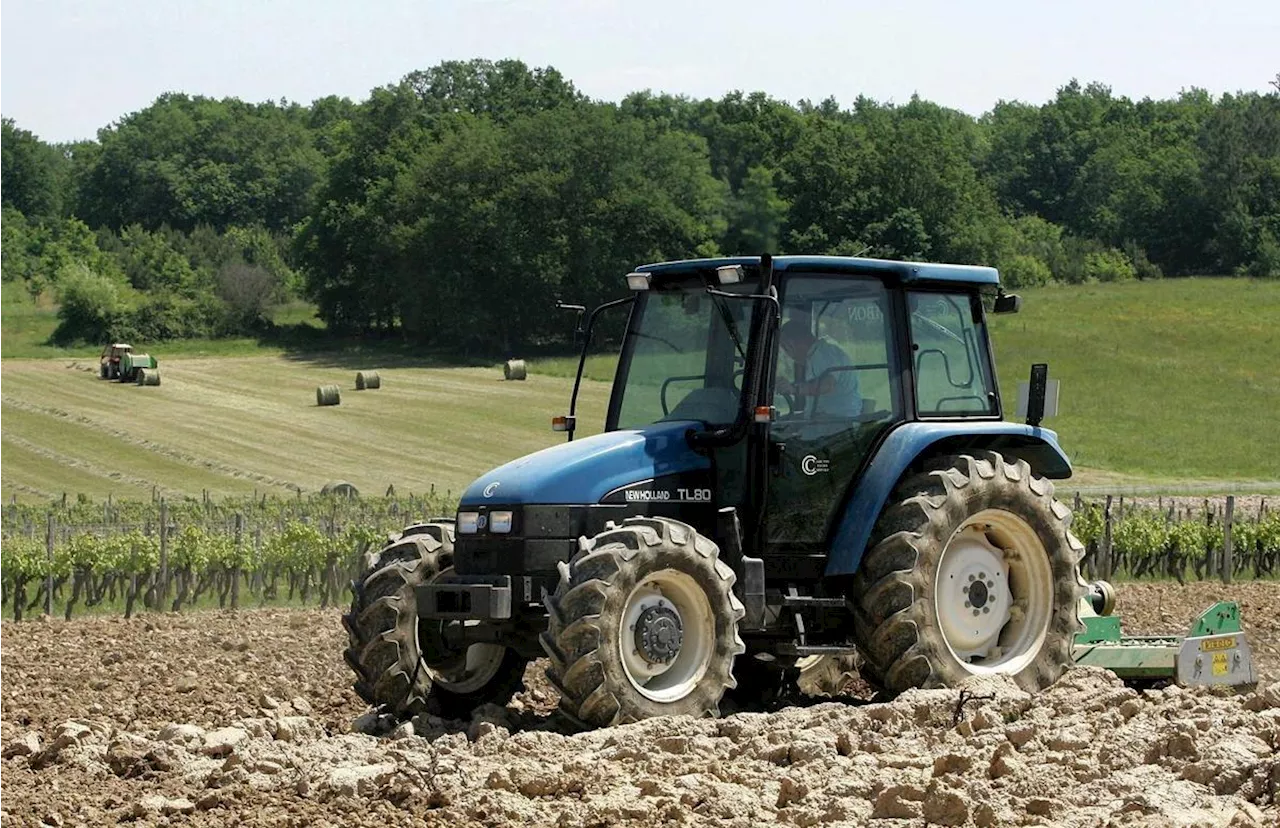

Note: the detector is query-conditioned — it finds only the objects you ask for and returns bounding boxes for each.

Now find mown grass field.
[1,277,1277,503]
[0,357,609,503]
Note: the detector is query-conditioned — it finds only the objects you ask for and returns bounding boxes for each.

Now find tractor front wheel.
[851,451,1085,694]
[542,516,745,729]
[343,522,527,719]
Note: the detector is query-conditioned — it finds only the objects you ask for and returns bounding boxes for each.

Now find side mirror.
[993,292,1021,314]
[555,300,587,342]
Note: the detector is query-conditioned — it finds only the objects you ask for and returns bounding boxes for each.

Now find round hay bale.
[504,359,527,381]
[320,481,359,498]
[355,370,381,390]
[316,385,341,406]
[137,368,161,386]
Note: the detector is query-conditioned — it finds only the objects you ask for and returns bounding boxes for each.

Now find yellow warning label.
[1199,635,1236,652]
[1212,652,1229,676]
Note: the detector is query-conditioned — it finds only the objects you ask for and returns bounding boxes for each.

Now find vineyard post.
[44,512,55,616]
[159,499,170,610]
[1222,496,1234,584]
[232,513,243,610]
[1102,495,1113,580]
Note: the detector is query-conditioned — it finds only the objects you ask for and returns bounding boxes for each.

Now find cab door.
[764,274,902,548]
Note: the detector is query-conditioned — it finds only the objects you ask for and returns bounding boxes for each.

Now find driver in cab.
[776,317,860,418]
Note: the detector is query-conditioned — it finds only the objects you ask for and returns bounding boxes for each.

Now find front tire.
[541,516,745,729]
[343,522,527,719]
[851,451,1085,694]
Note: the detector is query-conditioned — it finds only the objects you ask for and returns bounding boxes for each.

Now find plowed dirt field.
[2,583,1277,827]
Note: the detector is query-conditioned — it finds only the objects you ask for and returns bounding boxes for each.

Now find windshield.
[612,282,754,430]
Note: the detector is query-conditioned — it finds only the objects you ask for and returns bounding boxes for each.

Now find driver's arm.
[798,341,849,397]
[793,374,838,396]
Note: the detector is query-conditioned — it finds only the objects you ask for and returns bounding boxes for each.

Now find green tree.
[1,118,67,218]
[52,263,125,344]
[80,94,324,232]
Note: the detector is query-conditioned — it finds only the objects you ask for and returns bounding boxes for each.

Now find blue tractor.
[343,254,1085,728]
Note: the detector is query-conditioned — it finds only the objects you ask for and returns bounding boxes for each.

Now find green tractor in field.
[99,343,159,384]
[343,254,1254,728]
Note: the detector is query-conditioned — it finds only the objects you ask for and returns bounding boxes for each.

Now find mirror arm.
[564,295,634,441]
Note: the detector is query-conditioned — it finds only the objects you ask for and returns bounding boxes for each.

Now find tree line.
[3,61,1278,352]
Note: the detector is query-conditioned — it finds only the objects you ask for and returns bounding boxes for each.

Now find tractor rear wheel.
[541,516,745,729]
[851,451,1085,694]
[343,522,527,719]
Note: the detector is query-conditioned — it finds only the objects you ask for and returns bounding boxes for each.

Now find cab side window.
[908,291,996,416]
[774,277,898,423]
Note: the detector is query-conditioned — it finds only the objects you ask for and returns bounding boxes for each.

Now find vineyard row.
[1,493,1277,621]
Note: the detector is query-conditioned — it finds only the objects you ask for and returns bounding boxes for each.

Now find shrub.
[216,261,279,327]
[1083,248,1136,282]
[51,262,124,344]
[1001,253,1053,288]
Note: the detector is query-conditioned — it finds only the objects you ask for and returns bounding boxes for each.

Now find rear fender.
[824,422,1072,577]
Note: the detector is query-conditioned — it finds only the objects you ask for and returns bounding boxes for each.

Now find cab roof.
[635,255,1000,286]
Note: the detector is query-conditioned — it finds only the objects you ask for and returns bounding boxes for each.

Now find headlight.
[490,511,513,533]
[457,512,480,534]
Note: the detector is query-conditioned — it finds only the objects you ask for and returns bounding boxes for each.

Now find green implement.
[119,352,158,383]
[1072,581,1256,686]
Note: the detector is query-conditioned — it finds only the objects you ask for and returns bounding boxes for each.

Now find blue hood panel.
[460,421,710,506]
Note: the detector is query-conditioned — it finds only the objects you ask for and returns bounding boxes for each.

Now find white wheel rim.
[934,508,1053,675]
[418,568,508,695]
[429,635,507,695]
[619,569,714,703]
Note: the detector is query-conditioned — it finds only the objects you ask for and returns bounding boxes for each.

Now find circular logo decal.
[801,455,830,476]
[483,482,501,498]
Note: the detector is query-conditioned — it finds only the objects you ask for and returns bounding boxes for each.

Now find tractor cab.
[592,256,1025,564]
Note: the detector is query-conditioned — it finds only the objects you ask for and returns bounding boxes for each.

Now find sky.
[2,0,1278,143]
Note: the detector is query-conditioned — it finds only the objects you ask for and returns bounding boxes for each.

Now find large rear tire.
[343,522,528,719]
[541,516,745,729]
[851,451,1085,694]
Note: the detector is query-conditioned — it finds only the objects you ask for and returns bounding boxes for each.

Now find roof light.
[716,264,745,285]
[625,272,651,291]
[754,405,776,423]
[551,415,576,432]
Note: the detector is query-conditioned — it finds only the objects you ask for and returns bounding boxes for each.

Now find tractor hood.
[459,420,710,506]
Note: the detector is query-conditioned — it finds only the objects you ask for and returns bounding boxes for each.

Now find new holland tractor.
[343,254,1098,728]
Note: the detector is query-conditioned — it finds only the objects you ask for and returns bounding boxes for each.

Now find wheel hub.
[634,605,683,664]
[619,570,714,702]
[935,527,1012,661]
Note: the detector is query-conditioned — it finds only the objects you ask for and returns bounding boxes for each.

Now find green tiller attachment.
[1072,581,1256,686]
